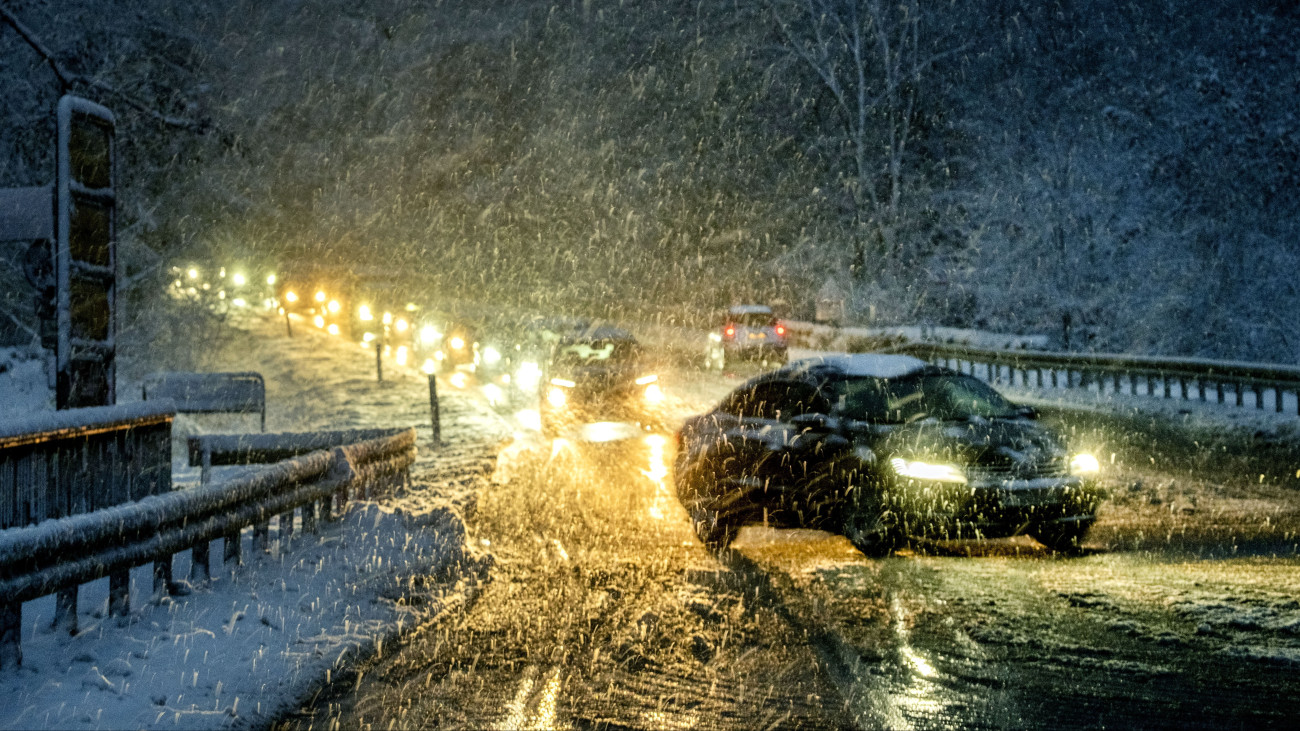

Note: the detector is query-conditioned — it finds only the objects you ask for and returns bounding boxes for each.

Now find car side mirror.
[1016,405,1039,419]
[790,412,837,432]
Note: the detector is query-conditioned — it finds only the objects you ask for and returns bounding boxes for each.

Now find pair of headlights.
[888,453,1101,484]
[546,375,663,408]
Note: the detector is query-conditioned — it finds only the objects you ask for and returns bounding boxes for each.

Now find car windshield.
[553,339,637,366]
[729,312,776,328]
[833,373,1020,423]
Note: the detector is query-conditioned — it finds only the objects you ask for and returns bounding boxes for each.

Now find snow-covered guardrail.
[0,401,175,530]
[898,342,1300,416]
[0,427,416,669]
[780,319,1300,416]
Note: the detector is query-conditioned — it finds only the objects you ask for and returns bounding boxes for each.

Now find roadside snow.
[0,310,508,729]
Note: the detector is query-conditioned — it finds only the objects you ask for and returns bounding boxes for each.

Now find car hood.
[862,417,1070,472]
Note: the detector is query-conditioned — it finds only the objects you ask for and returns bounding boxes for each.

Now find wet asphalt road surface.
[279,366,1300,730]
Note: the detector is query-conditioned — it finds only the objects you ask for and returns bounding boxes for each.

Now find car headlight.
[550,378,576,388]
[890,457,968,484]
[635,374,658,385]
[515,361,542,390]
[1070,453,1101,475]
[547,386,567,408]
[643,383,664,404]
[483,346,502,366]
[450,336,465,350]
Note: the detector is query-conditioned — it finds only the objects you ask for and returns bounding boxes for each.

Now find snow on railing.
[0,427,417,669]
[783,321,1300,416]
[0,401,176,530]
[899,342,1300,416]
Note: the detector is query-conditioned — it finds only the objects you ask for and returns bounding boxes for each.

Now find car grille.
[966,457,1070,483]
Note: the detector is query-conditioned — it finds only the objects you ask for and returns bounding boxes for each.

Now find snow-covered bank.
[0,503,477,730]
[0,311,510,729]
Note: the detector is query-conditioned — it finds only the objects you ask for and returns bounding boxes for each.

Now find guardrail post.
[429,373,442,447]
[1199,380,1208,402]
[52,587,77,634]
[303,500,318,533]
[153,556,173,600]
[224,530,242,565]
[191,539,210,584]
[1276,385,1285,413]
[254,520,270,553]
[1254,385,1264,410]
[1162,374,1171,398]
[320,495,333,523]
[0,602,19,669]
[109,569,130,617]
[1235,382,1244,407]
[1217,382,1225,404]
[280,508,295,544]
[1180,378,1188,400]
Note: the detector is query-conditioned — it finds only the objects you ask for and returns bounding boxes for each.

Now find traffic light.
[55,95,116,409]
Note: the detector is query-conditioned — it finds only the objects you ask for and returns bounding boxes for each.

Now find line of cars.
[270,281,1102,558]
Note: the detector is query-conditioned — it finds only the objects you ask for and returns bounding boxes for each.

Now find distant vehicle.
[674,354,1102,556]
[705,305,787,369]
[500,316,591,401]
[433,321,481,373]
[539,325,664,435]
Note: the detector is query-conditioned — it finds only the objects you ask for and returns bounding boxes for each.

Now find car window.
[719,381,829,421]
[729,312,776,328]
[553,339,637,366]
[831,373,1019,423]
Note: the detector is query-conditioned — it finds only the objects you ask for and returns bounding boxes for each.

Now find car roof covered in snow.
[787,353,929,379]
[560,323,636,343]
[727,304,773,315]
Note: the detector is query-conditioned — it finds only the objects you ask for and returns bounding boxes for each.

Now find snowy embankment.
[0,311,509,730]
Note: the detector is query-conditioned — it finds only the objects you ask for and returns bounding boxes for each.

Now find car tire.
[842,504,903,558]
[1029,518,1094,554]
[690,507,737,552]
[539,406,558,437]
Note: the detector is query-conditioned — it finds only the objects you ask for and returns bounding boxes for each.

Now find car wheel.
[1029,517,1094,554]
[690,507,737,552]
[539,406,558,437]
[842,505,903,558]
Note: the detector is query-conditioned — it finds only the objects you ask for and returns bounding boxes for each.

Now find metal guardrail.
[142,371,267,431]
[898,342,1300,416]
[782,322,1300,416]
[0,402,174,530]
[0,426,416,668]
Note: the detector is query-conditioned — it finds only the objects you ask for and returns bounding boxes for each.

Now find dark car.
[540,325,664,435]
[674,354,1102,556]
[705,304,788,369]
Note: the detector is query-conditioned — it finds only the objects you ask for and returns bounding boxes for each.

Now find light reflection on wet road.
[278,366,1300,730]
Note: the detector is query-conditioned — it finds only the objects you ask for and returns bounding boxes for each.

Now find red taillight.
[724,325,735,339]
[776,324,785,336]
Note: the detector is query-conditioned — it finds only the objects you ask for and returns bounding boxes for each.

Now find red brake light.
[776,324,785,336]
[724,325,735,338]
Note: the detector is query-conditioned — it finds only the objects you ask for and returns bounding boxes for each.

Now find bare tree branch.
[0,3,209,133]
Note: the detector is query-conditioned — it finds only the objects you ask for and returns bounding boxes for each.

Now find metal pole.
[284,309,292,337]
[376,334,384,383]
[428,373,441,446]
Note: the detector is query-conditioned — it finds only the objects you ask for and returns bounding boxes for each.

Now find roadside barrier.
[782,321,1300,416]
[0,426,416,669]
[898,341,1300,416]
[142,371,267,431]
[0,401,174,530]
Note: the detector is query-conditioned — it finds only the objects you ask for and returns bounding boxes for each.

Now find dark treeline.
[2,0,1296,360]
